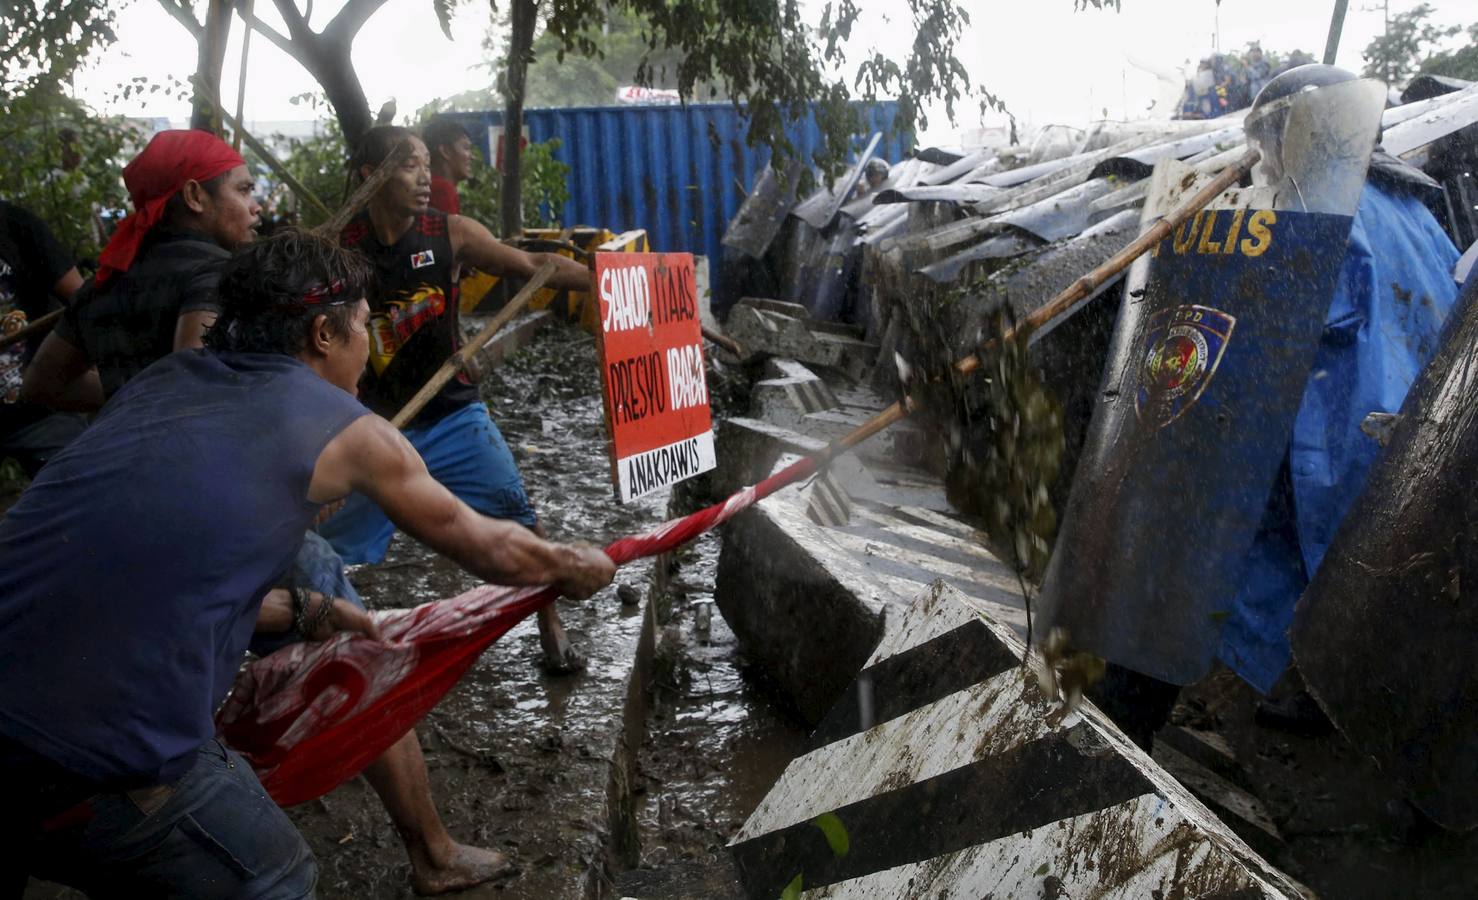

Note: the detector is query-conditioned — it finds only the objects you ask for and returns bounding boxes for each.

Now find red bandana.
[96,130,246,286]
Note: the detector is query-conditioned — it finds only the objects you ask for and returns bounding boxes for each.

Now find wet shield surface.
[1291,275,1478,831]
[1037,79,1385,685]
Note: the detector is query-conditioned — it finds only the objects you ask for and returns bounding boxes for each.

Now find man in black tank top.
[323,127,592,673]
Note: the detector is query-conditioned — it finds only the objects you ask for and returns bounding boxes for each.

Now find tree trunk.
[314,46,376,149]
[500,0,538,238]
[189,0,232,132]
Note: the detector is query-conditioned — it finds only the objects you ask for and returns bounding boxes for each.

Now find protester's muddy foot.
[539,635,586,674]
[411,845,518,895]
[537,616,586,674]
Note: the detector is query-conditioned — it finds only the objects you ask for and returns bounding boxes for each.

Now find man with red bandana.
[22,129,260,409]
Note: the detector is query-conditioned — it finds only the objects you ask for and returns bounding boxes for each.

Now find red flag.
[218,461,810,807]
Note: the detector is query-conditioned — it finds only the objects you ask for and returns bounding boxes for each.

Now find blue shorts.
[317,401,537,565]
[28,740,316,899]
[249,531,367,658]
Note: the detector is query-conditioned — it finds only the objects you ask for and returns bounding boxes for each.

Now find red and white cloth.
[218,459,816,806]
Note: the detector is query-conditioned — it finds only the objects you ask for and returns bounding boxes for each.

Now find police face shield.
[1034,77,1386,686]
[1243,77,1387,215]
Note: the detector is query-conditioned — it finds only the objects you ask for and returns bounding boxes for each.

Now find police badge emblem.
[1135,304,1236,428]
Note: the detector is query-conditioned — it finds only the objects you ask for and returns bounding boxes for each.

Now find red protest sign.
[594,252,715,502]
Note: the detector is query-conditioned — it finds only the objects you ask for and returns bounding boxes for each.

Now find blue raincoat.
[1219,176,1461,692]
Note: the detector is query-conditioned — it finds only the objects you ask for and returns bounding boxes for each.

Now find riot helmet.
[1243,64,1385,213]
[1246,65,1357,181]
[863,157,890,188]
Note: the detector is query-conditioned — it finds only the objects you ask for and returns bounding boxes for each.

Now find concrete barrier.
[728,582,1302,899]
[726,298,877,381]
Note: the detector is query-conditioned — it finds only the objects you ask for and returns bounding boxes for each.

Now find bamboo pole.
[389,261,558,429]
[701,326,743,358]
[0,309,63,352]
[313,140,412,239]
[189,75,333,223]
[798,149,1262,468]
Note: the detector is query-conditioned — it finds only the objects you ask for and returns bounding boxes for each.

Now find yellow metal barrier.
[460,227,650,334]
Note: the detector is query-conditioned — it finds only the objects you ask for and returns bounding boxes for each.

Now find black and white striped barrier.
[728,582,1300,899]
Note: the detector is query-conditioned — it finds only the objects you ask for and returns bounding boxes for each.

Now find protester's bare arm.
[449,215,591,291]
[52,267,83,302]
[175,310,216,350]
[20,331,104,412]
[311,415,614,598]
[255,587,384,641]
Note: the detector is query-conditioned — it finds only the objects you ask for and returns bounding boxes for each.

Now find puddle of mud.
[616,524,811,898]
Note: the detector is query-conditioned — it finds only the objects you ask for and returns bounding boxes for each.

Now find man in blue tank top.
[0,230,615,898]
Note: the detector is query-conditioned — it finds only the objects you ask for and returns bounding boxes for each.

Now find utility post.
[1324,0,1351,65]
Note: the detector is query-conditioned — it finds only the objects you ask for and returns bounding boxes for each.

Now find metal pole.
[1324,0,1351,66]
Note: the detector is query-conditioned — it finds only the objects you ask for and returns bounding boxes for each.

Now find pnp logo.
[410,250,435,269]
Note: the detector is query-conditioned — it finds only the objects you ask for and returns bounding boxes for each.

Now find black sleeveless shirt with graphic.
[341,211,474,426]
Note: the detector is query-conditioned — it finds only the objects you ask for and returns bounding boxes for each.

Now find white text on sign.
[600,263,698,333]
[619,432,717,502]
[665,343,708,410]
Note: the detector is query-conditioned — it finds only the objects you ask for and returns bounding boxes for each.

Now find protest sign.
[594,252,715,502]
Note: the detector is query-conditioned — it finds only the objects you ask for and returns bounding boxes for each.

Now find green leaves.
[0,86,137,260]
[776,814,848,900]
[524,0,987,178]
[1361,3,1464,84]
[0,1,119,97]
[780,873,804,900]
[812,811,850,858]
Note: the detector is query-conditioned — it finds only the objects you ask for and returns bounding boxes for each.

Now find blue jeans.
[317,401,537,564]
[28,740,316,899]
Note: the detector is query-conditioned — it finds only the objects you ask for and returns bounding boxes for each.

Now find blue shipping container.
[446,102,905,272]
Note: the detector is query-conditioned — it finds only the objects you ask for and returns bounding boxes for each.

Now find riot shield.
[1290,274,1478,831]
[1036,78,1386,685]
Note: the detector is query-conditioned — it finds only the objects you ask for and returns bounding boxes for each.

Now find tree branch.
[237,2,297,60]
[324,0,392,45]
[268,0,316,44]
[156,0,203,38]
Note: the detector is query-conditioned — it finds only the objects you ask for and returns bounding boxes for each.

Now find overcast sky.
[72,0,1475,143]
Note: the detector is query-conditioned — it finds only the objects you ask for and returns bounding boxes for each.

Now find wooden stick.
[189,75,334,223]
[313,139,412,239]
[389,261,558,429]
[701,326,743,358]
[957,148,1261,377]
[806,149,1262,462]
[0,308,63,352]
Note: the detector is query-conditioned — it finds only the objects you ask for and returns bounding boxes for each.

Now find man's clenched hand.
[555,543,616,600]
